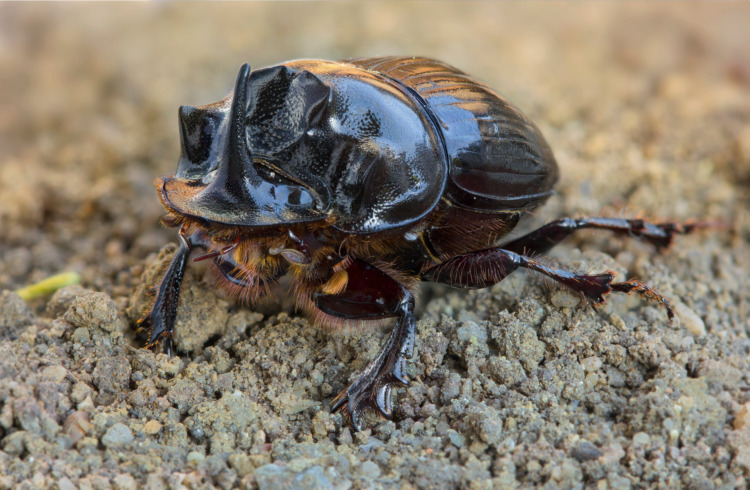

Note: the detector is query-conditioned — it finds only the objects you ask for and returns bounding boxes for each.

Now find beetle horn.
[195,63,263,206]
[223,63,259,186]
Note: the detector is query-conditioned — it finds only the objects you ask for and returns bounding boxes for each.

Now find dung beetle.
[139,57,699,430]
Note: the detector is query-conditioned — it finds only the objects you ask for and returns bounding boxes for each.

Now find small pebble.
[57,477,76,490]
[632,432,650,447]
[228,453,254,477]
[734,402,750,430]
[70,383,93,404]
[46,285,92,318]
[187,451,205,464]
[102,423,134,447]
[580,356,603,373]
[144,420,162,435]
[572,441,602,462]
[63,292,121,333]
[0,291,33,339]
[40,365,67,382]
[113,474,138,490]
[63,411,92,444]
[448,429,466,448]
[72,327,91,344]
[550,289,581,309]
[77,396,95,411]
[359,461,381,479]
[673,301,706,337]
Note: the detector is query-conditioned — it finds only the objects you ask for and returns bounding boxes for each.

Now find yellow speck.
[15,272,81,301]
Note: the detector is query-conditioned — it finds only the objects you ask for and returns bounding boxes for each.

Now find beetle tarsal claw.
[331,390,366,431]
[392,358,409,386]
[329,361,409,429]
[375,384,393,417]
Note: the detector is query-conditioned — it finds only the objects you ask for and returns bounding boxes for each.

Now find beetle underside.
[139,201,699,430]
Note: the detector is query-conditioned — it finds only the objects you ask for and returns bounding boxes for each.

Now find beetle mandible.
[139,57,698,430]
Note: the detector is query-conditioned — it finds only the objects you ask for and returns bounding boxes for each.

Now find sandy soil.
[1,3,748,489]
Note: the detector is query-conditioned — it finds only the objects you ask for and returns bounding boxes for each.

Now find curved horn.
[224,63,256,183]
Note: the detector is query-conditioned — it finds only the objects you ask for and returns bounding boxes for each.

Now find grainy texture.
[1,3,748,489]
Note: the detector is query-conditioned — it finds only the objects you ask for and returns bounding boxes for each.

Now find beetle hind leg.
[423,248,674,319]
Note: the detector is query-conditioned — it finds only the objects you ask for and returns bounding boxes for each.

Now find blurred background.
[0,2,747,295]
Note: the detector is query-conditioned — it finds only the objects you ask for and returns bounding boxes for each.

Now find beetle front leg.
[138,227,198,356]
[314,259,415,430]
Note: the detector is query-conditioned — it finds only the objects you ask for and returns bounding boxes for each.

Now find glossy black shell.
[164,57,558,234]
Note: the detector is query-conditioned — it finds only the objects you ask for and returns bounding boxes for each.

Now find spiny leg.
[315,259,415,430]
[331,294,415,429]
[423,248,673,319]
[138,227,197,356]
[502,217,703,255]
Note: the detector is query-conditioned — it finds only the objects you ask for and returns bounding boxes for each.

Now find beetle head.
[160,63,331,227]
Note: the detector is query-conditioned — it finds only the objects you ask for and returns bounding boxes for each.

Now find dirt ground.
[1,3,749,489]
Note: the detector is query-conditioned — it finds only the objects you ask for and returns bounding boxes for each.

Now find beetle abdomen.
[348,57,558,213]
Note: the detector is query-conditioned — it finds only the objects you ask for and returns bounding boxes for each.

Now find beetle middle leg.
[314,259,415,430]
[423,247,674,318]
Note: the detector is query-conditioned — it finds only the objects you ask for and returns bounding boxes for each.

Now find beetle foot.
[609,278,674,320]
[137,314,175,356]
[331,355,409,431]
[326,287,416,431]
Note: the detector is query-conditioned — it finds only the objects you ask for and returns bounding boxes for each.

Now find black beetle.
[139,57,697,430]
